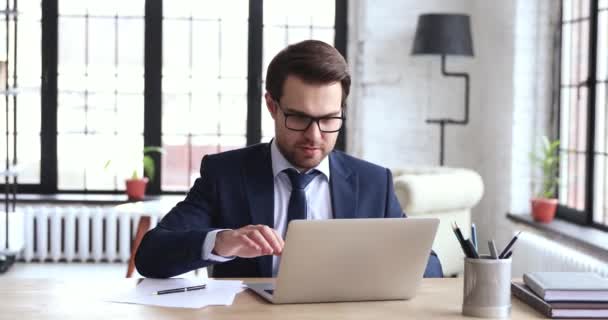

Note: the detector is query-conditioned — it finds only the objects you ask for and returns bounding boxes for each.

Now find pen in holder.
[462,255,511,318]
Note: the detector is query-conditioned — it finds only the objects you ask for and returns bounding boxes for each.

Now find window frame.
[13,0,347,195]
[556,0,606,230]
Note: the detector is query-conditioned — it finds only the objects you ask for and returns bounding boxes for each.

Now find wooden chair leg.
[126,216,151,278]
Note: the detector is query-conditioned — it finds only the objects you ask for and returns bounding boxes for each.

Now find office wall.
[346,0,558,246]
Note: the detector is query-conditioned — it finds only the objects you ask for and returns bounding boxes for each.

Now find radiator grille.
[15,205,160,263]
[511,231,608,278]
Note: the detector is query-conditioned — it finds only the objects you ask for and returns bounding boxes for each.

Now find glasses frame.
[273,100,345,133]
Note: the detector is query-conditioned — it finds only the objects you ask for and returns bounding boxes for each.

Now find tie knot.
[284,168,320,190]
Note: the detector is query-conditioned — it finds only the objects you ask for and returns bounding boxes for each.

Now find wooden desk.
[0,278,543,319]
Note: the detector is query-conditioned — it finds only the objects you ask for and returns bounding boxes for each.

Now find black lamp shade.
[411,14,474,56]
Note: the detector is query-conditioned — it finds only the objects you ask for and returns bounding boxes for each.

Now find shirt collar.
[270,139,330,179]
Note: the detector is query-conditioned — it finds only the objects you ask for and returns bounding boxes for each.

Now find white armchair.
[391,167,484,276]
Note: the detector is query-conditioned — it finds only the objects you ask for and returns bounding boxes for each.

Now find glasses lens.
[318,118,343,132]
[285,115,312,130]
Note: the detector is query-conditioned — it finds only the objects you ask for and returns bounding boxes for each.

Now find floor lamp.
[411,14,474,166]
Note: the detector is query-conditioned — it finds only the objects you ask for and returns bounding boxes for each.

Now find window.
[57,0,145,191]
[558,0,608,228]
[0,0,41,184]
[261,0,336,142]
[161,1,248,191]
[2,0,346,194]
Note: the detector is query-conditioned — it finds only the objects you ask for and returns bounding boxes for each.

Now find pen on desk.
[498,231,522,259]
[488,240,499,259]
[471,223,478,252]
[153,284,207,295]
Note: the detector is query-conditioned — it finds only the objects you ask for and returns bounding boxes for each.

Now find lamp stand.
[426,54,470,165]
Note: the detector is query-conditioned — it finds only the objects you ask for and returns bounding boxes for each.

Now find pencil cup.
[462,256,511,318]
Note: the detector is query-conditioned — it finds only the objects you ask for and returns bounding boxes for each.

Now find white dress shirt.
[202,140,333,276]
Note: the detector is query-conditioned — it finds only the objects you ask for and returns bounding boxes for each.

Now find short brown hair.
[265,40,351,108]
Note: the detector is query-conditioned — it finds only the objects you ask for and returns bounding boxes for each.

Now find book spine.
[511,283,552,318]
[524,273,547,300]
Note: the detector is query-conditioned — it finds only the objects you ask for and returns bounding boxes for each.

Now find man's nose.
[303,120,323,141]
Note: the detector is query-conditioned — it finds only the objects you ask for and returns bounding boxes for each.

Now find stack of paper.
[106,278,244,309]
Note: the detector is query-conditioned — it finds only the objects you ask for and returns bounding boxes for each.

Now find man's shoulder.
[202,143,269,169]
[331,150,388,177]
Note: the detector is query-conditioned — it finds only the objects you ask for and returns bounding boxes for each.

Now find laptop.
[247,217,439,304]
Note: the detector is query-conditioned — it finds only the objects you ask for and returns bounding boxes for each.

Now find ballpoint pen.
[452,222,471,258]
[471,223,478,252]
[465,238,479,259]
[452,222,478,258]
[498,231,522,259]
[153,284,207,295]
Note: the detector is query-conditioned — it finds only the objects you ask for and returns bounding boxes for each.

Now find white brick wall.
[346,0,559,247]
[511,0,559,216]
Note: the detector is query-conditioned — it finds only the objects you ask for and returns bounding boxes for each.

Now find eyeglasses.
[273,100,345,133]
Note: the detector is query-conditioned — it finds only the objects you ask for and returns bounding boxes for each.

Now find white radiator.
[15,205,160,263]
[512,231,608,278]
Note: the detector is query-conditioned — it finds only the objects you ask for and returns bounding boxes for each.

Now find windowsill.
[12,193,185,205]
[506,213,608,257]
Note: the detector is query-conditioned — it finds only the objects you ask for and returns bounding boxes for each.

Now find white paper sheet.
[106,278,244,309]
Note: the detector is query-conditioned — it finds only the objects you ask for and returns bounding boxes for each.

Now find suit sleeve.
[135,156,223,278]
[384,169,444,278]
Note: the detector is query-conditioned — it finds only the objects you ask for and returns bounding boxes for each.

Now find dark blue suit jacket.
[135,143,443,278]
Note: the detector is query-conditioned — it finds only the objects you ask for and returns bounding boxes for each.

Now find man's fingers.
[272,228,285,249]
[238,234,261,252]
[258,225,283,254]
[234,225,284,256]
[247,229,274,254]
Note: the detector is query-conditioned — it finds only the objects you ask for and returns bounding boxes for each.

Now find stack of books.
[512,272,608,318]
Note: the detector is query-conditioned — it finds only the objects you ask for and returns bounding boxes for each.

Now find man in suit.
[135,40,443,278]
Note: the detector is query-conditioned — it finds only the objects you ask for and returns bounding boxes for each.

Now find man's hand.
[213,225,285,258]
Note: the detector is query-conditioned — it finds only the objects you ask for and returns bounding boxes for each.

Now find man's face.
[265,75,343,171]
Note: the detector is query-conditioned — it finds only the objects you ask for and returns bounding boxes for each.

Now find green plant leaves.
[143,146,164,155]
[142,146,164,182]
[104,146,163,181]
[531,136,560,198]
[143,155,155,181]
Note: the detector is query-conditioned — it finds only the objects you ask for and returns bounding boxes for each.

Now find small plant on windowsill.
[105,146,163,201]
[530,136,560,223]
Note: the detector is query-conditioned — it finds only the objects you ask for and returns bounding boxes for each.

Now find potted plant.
[105,146,163,201]
[530,136,560,223]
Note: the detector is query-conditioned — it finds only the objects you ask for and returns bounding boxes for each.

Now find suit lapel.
[243,144,274,277]
[329,152,358,219]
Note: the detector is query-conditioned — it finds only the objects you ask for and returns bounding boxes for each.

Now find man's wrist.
[212,230,228,256]
[202,229,234,262]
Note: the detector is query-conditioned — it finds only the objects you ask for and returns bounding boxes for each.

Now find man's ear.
[264,93,277,120]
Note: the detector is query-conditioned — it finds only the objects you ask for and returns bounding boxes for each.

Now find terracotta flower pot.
[530,197,558,223]
[125,177,149,201]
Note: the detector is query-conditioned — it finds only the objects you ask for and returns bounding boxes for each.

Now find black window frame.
[12,0,347,195]
[556,0,606,230]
